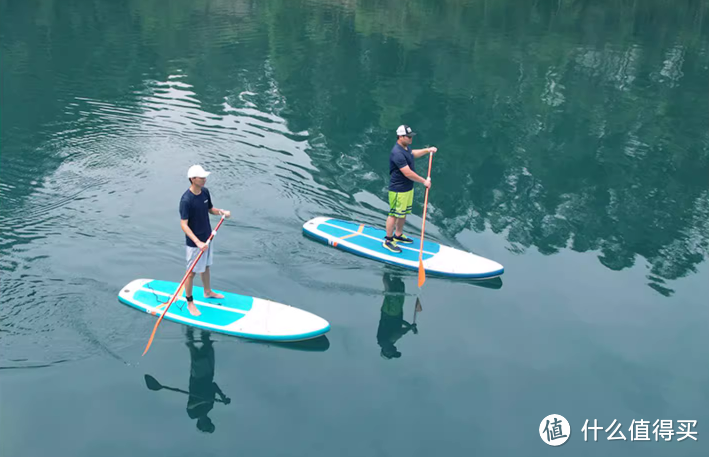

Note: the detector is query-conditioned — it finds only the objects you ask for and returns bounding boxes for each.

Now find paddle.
[410,296,422,335]
[144,374,230,404]
[413,296,423,324]
[417,152,434,288]
[142,214,226,356]
[145,374,188,394]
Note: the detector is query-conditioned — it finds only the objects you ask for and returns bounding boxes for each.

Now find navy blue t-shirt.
[389,143,415,192]
[179,188,213,247]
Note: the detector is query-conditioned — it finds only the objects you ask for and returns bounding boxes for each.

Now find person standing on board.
[180,164,231,316]
[383,125,437,253]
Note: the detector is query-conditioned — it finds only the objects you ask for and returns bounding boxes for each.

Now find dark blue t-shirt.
[389,143,415,192]
[179,188,213,247]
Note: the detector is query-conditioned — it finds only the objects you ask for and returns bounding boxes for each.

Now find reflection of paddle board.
[303,217,504,279]
[249,335,331,352]
[118,279,330,342]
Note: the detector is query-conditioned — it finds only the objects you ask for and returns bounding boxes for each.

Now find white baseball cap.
[396,125,416,137]
[187,164,210,178]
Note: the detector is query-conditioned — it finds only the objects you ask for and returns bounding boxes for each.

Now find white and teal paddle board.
[118,279,330,342]
[303,217,504,279]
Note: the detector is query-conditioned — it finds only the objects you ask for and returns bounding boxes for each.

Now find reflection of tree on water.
[186,328,231,433]
[5,0,707,296]
[257,0,709,296]
[377,273,418,359]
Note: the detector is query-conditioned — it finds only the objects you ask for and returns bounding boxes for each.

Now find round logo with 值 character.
[540,414,571,446]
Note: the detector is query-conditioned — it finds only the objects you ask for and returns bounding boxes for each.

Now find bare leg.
[386,215,397,238]
[185,272,201,316]
[394,217,406,237]
[201,267,224,299]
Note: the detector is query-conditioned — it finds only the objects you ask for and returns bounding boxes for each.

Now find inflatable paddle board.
[118,279,330,342]
[302,217,504,279]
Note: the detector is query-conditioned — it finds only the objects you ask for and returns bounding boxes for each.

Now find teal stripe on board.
[323,219,441,253]
[317,220,437,262]
[132,289,246,327]
[143,279,254,312]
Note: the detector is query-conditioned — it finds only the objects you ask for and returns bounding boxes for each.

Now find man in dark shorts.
[180,164,231,316]
[383,125,437,253]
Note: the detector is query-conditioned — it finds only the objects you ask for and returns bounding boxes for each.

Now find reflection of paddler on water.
[377,272,420,359]
[143,328,231,434]
[185,328,230,433]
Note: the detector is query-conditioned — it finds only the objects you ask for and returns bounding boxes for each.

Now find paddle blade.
[418,258,426,287]
[142,311,167,356]
[144,374,162,391]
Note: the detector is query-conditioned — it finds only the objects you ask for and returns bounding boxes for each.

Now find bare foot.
[187,301,201,316]
[204,291,224,299]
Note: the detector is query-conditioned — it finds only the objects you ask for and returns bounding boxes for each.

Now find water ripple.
[1,64,356,365]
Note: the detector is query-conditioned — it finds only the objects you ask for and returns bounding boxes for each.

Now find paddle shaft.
[413,297,422,324]
[146,376,229,403]
[417,152,434,287]
[159,385,190,395]
[142,214,226,356]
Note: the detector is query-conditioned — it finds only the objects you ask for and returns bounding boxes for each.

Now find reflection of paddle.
[418,152,434,288]
[414,297,422,322]
[144,374,230,404]
[411,296,422,334]
[145,374,189,395]
[142,214,226,356]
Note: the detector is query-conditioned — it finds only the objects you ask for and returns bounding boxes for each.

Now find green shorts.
[388,189,413,218]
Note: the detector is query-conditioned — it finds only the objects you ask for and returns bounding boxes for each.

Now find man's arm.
[212,382,231,404]
[399,165,430,186]
[411,146,437,159]
[205,190,230,218]
[209,207,231,217]
[181,219,206,249]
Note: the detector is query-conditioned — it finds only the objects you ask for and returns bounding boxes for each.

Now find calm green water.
[2,0,708,455]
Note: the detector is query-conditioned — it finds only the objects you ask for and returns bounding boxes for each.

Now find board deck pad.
[317,219,440,262]
[303,216,504,279]
[119,279,330,342]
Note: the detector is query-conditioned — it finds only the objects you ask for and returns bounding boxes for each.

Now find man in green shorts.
[383,125,437,253]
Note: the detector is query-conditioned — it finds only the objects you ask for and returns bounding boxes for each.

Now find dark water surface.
[2,1,708,456]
